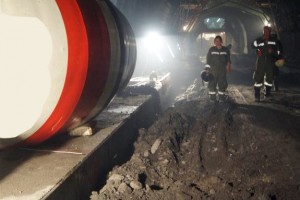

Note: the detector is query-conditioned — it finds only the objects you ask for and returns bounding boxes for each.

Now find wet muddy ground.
[90,59,300,200]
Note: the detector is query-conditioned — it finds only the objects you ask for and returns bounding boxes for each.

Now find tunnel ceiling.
[201,0,266,19]
[114,0,299,36]
[187,1,267,37]
[179,0,300,32]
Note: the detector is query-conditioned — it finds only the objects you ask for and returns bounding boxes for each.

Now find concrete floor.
[0,75,169,200]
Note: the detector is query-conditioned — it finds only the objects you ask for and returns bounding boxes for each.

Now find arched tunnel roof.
[202,0,267,20]
[187,0,270,34]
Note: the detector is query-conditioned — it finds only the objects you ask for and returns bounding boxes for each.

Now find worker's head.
[201,70,214,82]
[263,26,271,39]
[214,35,223,48]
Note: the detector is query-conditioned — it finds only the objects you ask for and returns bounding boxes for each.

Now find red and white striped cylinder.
[0,0,136,149]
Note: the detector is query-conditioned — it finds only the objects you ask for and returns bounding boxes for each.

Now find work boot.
[265,85,272,97]
[262,86,273,101]
[218,94,225,102]
[210,94,217,102]
[254,87,260,102]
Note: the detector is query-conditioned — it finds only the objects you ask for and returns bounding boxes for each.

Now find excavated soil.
[90,60,300,200]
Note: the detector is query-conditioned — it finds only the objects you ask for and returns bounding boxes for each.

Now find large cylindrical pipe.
[0,0,136,149]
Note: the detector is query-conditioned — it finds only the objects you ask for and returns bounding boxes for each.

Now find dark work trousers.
[208,65,228,94]
[253,57,274,85]
[253,56,274,97]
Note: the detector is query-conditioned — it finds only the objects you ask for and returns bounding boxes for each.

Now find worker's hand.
[226,63,231,74]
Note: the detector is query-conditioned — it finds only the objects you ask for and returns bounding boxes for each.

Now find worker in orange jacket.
[252,26,282,102]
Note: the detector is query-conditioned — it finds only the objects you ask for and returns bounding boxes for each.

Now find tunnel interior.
[186,2,267,56]
[1,1,300,199]
[113,0,300,74]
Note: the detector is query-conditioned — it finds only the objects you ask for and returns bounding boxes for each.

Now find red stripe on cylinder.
[22,0,89,145]
[62,0,111,130]
[0,0,136,150]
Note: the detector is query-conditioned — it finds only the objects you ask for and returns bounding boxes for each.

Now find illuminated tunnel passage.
[0,0,300,200]
[182,1,269,63]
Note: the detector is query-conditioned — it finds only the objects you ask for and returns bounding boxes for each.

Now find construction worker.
[252,26,282,102]
[200,64,214,84]
[206,35,231,102]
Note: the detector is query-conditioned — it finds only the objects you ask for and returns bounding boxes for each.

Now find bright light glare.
[203,33,217,40]
[177,43,181,51]
[155,53,164,63]
[144,31,164,51]
[167,44,175,58]
[264,20,271,27]
[0,14,52,138]
[182,24,188,31]
[143,31,166,63]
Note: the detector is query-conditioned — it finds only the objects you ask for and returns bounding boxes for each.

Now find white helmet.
[204,64,211,69]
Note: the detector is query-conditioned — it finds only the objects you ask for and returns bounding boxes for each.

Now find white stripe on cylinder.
[0,0,67,141]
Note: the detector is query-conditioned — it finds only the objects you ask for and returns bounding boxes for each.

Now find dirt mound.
[90,85,300,200]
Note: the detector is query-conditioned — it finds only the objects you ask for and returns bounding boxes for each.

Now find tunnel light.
[264,20,271,27]
[143,31,166,62]
[204,17,225,29]
[144,31,164,51]
[203,33,217,40]
[182,24,188,31]
[177,43,181,51]
[0,14,52,138]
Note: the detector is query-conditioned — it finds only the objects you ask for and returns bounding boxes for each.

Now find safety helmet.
[275,59,285,67]
[201,70,214,82]
[204,64,211,69]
